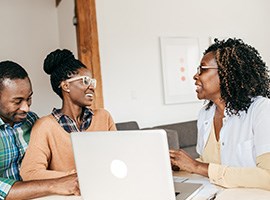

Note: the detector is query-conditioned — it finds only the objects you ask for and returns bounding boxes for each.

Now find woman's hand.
[170,149,209,177]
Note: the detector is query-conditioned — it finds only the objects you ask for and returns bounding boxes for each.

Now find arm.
[20,118,74,180]
[20,143,73,180]
[6,173,80,200]
[107,112,117,131]
[208,153,270,190]
[170,150,270,190]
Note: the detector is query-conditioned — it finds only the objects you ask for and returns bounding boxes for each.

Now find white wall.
[0,0,77,117]
[1,0,270,128]
[0,0,61,116]
[95,0,270,127]
[57,0,78,55]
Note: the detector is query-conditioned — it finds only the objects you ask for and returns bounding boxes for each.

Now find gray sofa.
[115,120,199,159]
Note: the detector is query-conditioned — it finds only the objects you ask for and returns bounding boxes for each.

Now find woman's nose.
[193,72,199,80]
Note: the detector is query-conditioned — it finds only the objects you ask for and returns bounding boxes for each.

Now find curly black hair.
[43,49,87,99]
[204,38,270,115]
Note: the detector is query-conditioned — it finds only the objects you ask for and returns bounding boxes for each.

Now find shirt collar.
[51,107,94,122]
[0,118,5,126]
[0,115,27,128]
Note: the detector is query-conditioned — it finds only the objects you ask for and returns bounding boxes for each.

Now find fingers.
[170,149,191,170]
[74,184,81,196]
[170,150,180,164]
[169,149,179,157]
[68,169,77,175]
[63,173,81,196]
[169,149,177,154]
[71,176,81,196]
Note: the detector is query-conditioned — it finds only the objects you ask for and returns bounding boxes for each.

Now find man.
[0,61,80,200]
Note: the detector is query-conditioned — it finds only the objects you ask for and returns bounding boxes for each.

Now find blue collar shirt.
[0,112,38,199]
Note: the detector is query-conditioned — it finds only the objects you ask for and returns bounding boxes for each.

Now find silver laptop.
[71,130,201,200]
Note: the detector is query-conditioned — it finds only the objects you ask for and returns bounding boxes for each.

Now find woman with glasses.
[20,49,116,180]
[170,38,270,190]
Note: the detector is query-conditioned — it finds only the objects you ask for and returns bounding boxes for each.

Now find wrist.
[194,161,209,177]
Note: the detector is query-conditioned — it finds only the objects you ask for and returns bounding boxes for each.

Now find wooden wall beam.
[56,0,62,7]
[75,0,104,109]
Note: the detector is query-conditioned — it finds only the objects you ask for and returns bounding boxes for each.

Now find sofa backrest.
[154,120,197,148]
[116,121,140,130]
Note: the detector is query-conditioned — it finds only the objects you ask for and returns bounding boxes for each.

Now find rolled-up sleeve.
[208,153,270,190]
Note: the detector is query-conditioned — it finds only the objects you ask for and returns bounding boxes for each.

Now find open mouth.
[195,85,201,92]
[85,93,93,97]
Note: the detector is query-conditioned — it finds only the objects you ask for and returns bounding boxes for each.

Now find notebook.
[71,130,202,200]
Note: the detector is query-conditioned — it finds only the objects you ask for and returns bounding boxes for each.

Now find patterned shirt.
[0,112,38,200]
[51,107,93,133]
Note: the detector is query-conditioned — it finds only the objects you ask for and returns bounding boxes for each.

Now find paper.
[173,176,189,183]
[184,177,223,199]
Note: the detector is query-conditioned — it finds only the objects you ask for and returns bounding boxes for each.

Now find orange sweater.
[20,108,116,180]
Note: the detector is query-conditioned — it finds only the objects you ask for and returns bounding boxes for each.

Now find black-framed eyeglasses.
[197,65,218,75]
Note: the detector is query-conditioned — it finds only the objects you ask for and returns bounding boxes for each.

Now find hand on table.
[52,173,81,196]
[170,149,209,177]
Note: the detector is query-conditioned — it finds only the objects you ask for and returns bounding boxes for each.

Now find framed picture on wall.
[160,37,200,104]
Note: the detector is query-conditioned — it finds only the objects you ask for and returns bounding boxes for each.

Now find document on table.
[185,178,222,199]
[173,176,188,183]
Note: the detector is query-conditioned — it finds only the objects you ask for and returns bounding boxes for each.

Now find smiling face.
[64,67,95,107]
[0,77,32,126]
[193,52,221,102]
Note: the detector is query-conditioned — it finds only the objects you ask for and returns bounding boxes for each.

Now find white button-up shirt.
[196,96,270,167]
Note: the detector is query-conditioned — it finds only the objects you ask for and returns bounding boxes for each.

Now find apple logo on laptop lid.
[110,159,128,179]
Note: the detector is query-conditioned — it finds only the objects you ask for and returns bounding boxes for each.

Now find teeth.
[86,94,93,97]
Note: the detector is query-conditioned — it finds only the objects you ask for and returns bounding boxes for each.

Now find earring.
[67,89,70,93]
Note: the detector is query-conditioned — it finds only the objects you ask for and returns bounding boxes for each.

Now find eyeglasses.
[197,65,218,75]
[65,76,97,88]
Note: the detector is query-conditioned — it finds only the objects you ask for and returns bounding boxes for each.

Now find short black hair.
[0,60,28,90]
[43,49,87,99]
[204,38,270,115]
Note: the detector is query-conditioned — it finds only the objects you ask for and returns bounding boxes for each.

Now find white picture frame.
[160,37,200,104]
